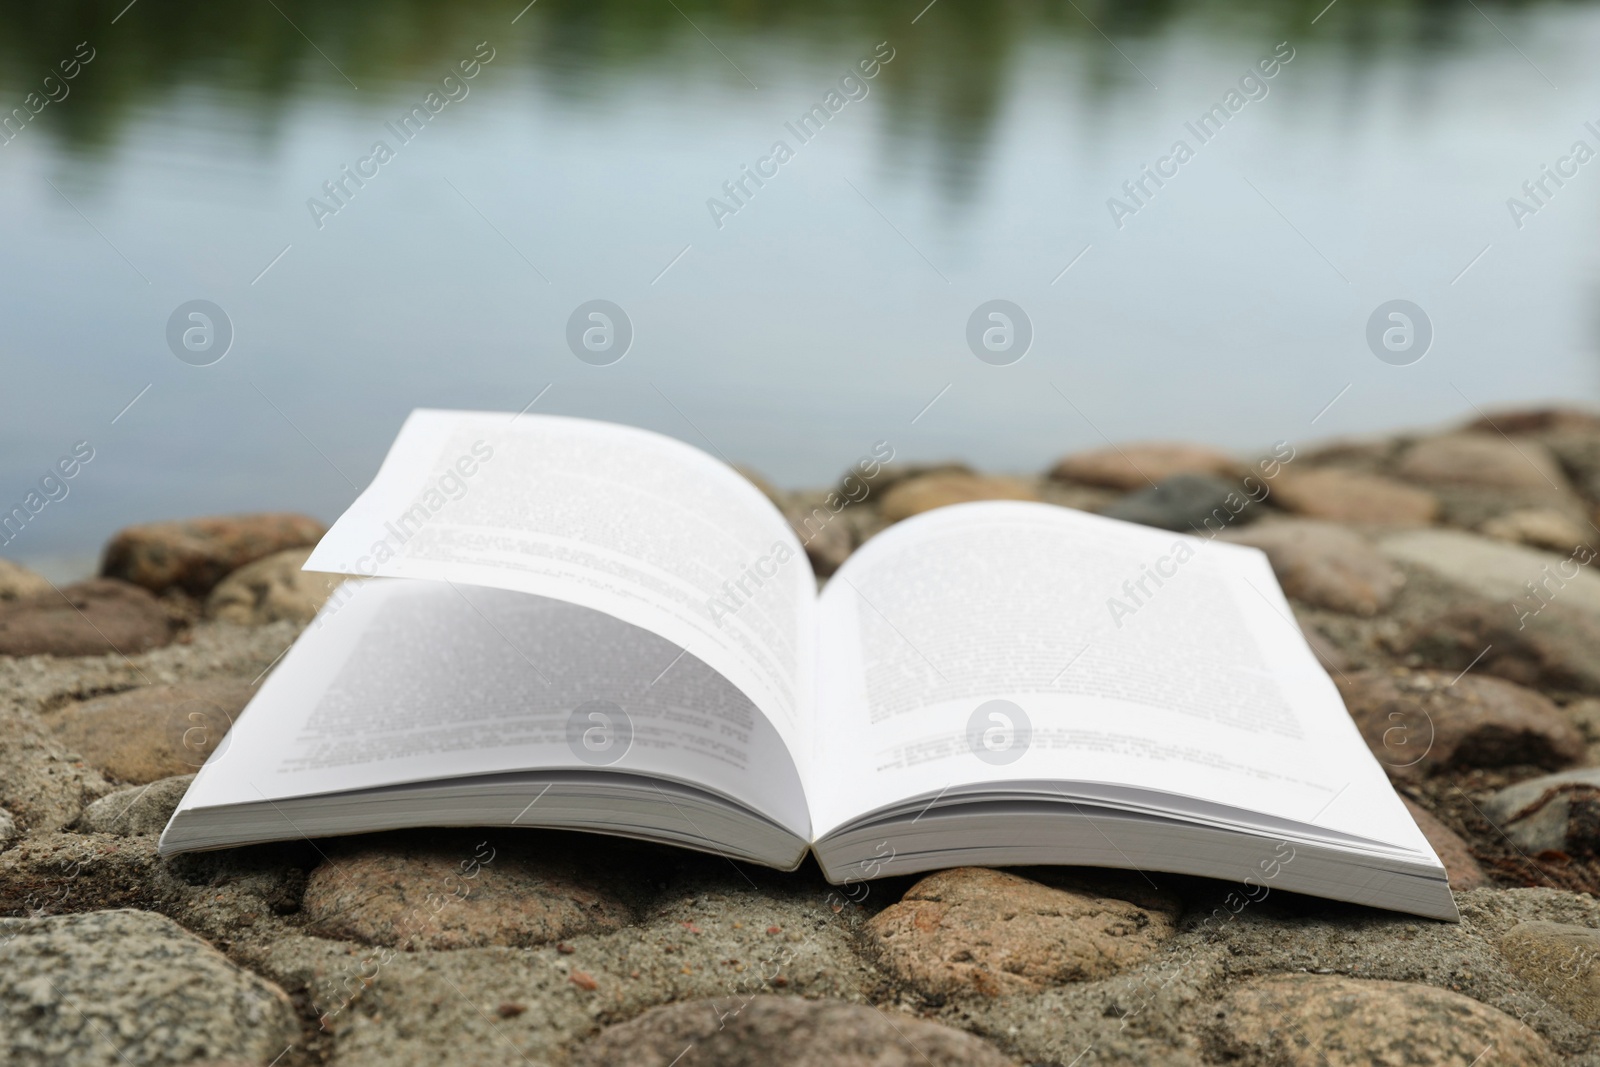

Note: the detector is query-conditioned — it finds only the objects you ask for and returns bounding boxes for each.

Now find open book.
[159,410,1456,921]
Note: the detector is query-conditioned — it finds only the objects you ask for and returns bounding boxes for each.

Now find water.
[3,0,1599,576]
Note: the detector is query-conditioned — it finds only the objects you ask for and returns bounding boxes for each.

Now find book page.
[175,579,812,840]
[304,410,815,768]
[809,502,1429,859]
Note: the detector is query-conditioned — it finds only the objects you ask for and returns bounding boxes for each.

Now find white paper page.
[176,579,811,840]
[303,410,815,770]
[809,502,1431,861]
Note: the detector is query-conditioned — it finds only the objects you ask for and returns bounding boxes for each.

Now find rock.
[1481,768,1600,854]
[1335,670,1584,779]
[1401,797,1489,889]
[1221,521,1403,615]
[1499,920,1600,1024]
[1049,442,1238,490]
[1100,473,1261,533]
[0,909,298,1067]
[1296,613,1353,674]
[78,775,194,835]
[1479,508,1594,554]
[1210,974,1558,1066]
[1542,429,1600,501]
[46,680,252,784]
[206,546,350,624]
[785,500,854,578]
[845,461,973,503]
[1381,529,1600,617]
[100,512,326,597]
[0,805,14,849]
[864,867,1178,996]
[1397,434,1571,493]
[572,995,1018,1067]
[879,472,1039,523]
[0,578,172,657]
[0,557,53,600]
[301,832,632,949]
[1267,467,1440,526]
[1465,407,1600,435]
[1397,600,1600,695]
[1566,697,1600,764]
[733,464,785,507]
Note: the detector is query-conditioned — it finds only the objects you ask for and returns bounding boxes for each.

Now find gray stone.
[573,996,1019,1067]
[0,805,14,849]
[77,775,193,835]
[1397,600,1600,695]
[0,909,298,1067]
[1381,529,1600,618]
[207,545,351,625]
[1482,768,1600,854]
[1100,473,1261,533]
[1222,520,1403,615]
[1396,433,1571,493]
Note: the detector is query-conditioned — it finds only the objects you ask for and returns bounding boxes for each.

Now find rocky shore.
[7,410,1600,1065]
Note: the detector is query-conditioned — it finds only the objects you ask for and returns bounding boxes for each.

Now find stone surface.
[1209,974,1558,1066]
[1381,528,1600,617]
[0,805,14,849]
[206,545,350,624]
[1396,433,1571,494]
[0,909,298,1067]
[1480,507,1594,553]
[1481,768,1600,854]
[1267,466,1440,525]
[301,832,633,949]
[879,472,1039,523]
[1498,920,1600,1025]
[0,557,53,600]
[1049,442,1238,490]
[46,680,251,784]
[1100,473,1261,533]
[1468,407,1600,435]
[100,512,326,597]
[865,867,1178,996]
[1335,670,1584,779]
[573,996,1018,1067]
[1222,520,1404,615]
[1398,600,1600,695]
[1401,796,1490,889]
[78,775,193,835]
[0,578,172,657]
[786,501,854,577]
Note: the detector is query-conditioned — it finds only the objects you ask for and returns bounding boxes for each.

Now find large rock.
[1101,473,1261,533]
[785,500,854,578]
[0,909,298,1067]
[46,680,251,784]
[1334,670,1584,779]
[301,832,632,949]
[1210,974,1558,1066]
[1499,920,1600,1025]
[1466,407,1600,435]
[1397,600,1600,695]
[572,996,1018,1067]
[0,557,53,600]
[206,545,350,624]
[1479,508,1594,554]
[1480,768,1600,854]
[1049,442,1238,490]
[1267,467,1439,525]
[865,867,1178,996]
[879,472,1038,523]
[1380,529,1600,617]
[1401,797,1489,889]
[78,775,193,835]
[0,578,171,657]
[100,512,326,597]
[1221,521,1403,615]
[1396,434,1571,493]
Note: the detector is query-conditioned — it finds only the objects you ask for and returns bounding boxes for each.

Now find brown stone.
[1481,768,1600,854]
[1499,921,1600,1025]
[78,775,194,835]
[865,867,1178,996]
[0,558,52,600]
[1479,508,1593,554]
[733,464,784,507]
[100,512,326,597]
[301,832,631,949]
[206,546,350,625]
[1211,974,1558,1066]
[46,680,251,784]
[1222,521,1403,615]
[786,500,854,578]
[1396,434,1571,493]
[0,578,171,657]
[1335,670,1584,780]
[1049,442,1238,490]
[1397,600,1600,695]
[573,996,1018,1067]
[879,473,1039,523]
[1400,797,1489,890]
[1464,407,1600,435]
[1268,467,1439,525]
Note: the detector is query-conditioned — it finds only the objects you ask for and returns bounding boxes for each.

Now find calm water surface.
[2,0,1599,574]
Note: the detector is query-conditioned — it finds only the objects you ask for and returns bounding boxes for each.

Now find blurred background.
[1,0,1594,577]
